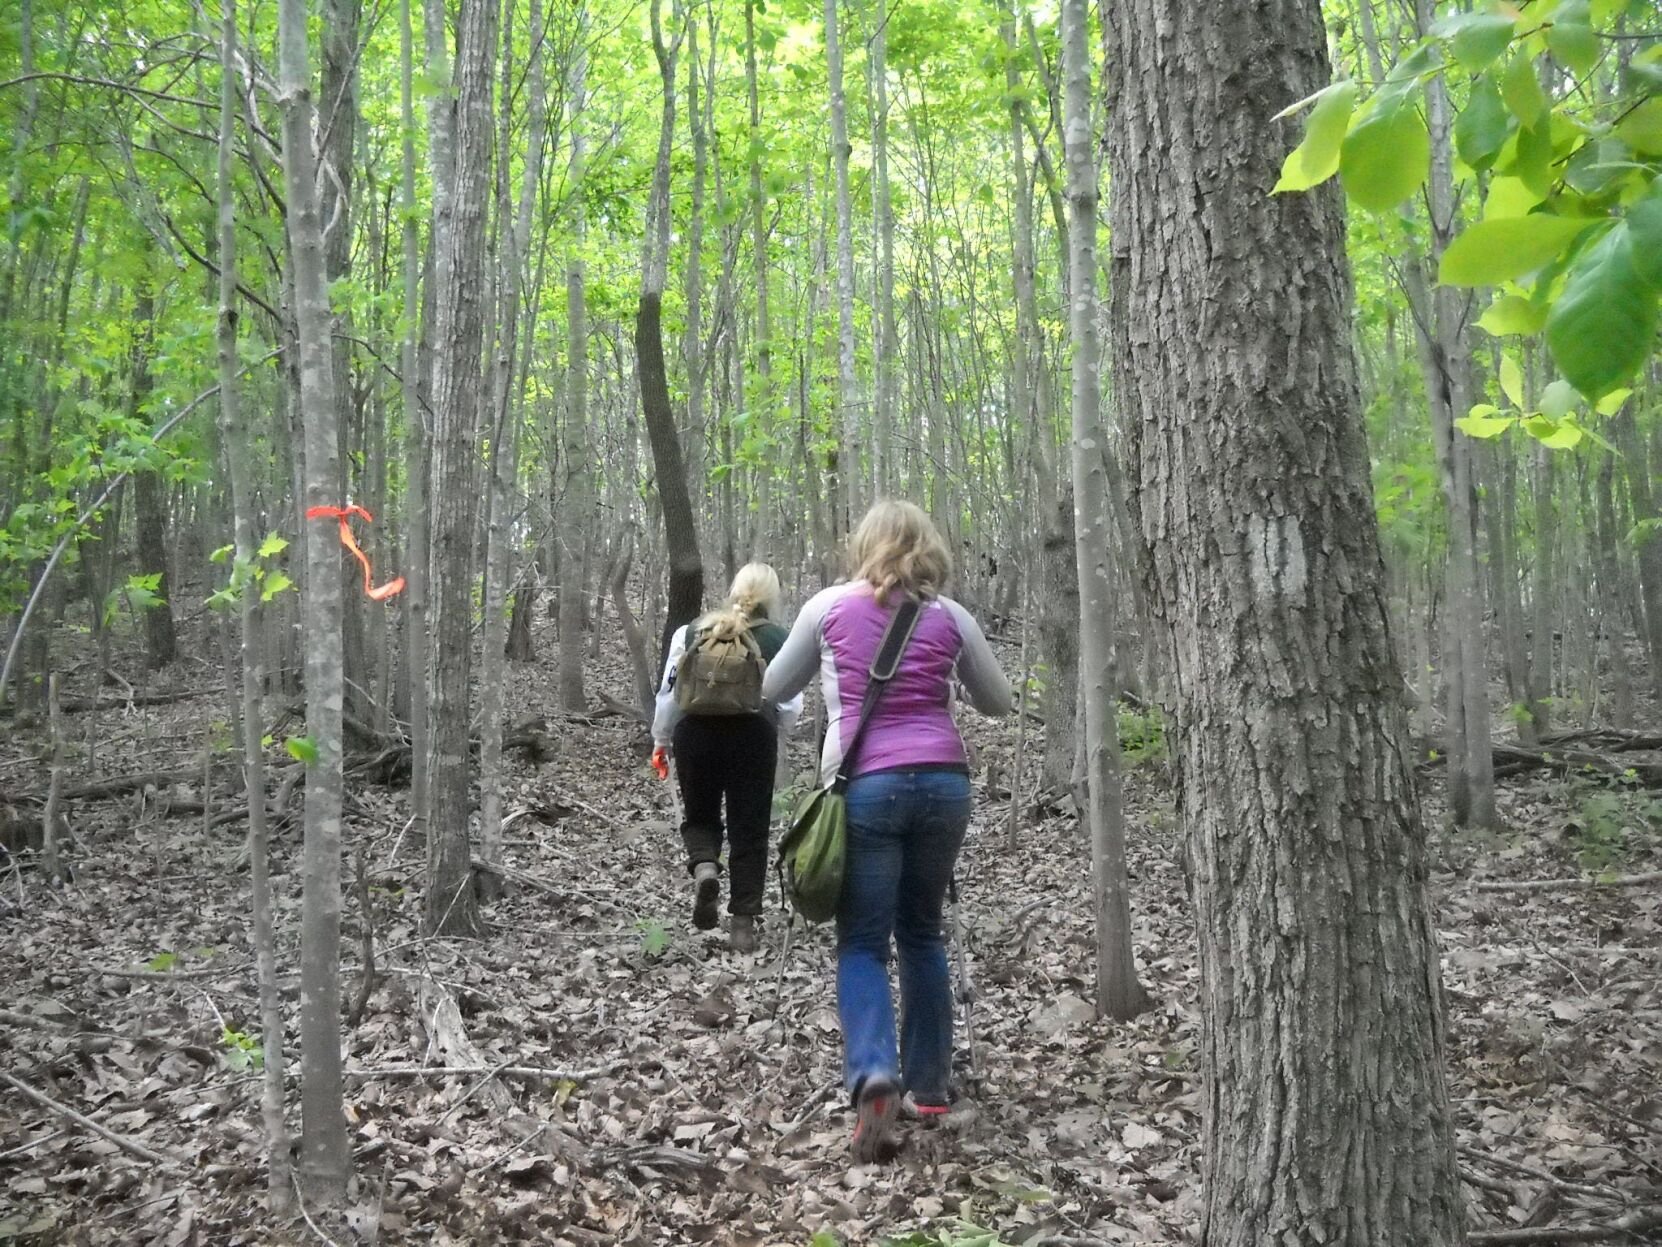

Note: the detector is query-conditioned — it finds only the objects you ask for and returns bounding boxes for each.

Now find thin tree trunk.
[1595,455,1634,728]
[400,0,431,842]
[1528,442,1556,736]
[745,0,773,546]
[423,0,498,938]
[825,0,859,531]
[1615,411,1662,707]
[276,0,349,1203]
[640,0,703,663]
[128,292,178,669]
[559,39,591,711]
[869,0,896,497]
[323,0,366,726]
[1106,0,1463,1240]
[1060,0,1147,1024]
[218,1,290,1205]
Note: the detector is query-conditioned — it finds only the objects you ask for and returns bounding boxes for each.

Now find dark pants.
[671,713,778,916]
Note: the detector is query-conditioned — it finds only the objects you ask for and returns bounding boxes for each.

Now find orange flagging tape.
[305,504,406,602]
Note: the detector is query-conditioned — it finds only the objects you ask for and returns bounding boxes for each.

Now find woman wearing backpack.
[763,501,1012,1162]
[652,563,801,952]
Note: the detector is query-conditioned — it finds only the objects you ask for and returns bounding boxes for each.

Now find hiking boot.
[906,1092,951,1124]
[691,862,720,930]
[730,914,758,954]
[851,1077,900,1164]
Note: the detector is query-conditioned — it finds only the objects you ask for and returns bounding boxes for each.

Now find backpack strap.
[833,596,922,792]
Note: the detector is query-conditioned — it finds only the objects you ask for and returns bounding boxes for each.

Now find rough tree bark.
[1105,0,1463,1243]
[423,0,499,937]
[275,0,349,1203]
[1059,0,1147,1023]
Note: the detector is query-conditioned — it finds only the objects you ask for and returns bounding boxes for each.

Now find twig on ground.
[344,1060,627,1082]
[0,1070,187,1168]
[1475,871,1662,894]
[1465,1206,1662,1244]
[775,1081,840,1141]
[1458,1145,1628,1203]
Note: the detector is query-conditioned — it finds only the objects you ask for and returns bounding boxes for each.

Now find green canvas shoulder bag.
[777,596,922,923]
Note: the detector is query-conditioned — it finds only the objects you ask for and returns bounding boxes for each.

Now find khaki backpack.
[674,625,765,715]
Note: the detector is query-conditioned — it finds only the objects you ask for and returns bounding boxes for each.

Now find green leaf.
[1594,387,1633,416]
[1591,0,1631,24]
[147,951,179,972]
[1484,175,1547,219]
[1340,100,1430,210]
[1546,3,1599,77]
[1438,12,1518,73]
[286,735,319,765]
[257,532,289,559]
[210,543,234,565]
[1627,184,1662,287]
[260,571,294,603]
[1455,75,1511,172]
[1272,81,1359,194]
[1456,405,1516,438]
[1500,354,1526,409]
[1501,52,1548,126]
[1476,294,1548,336]
[1523,413,1585,449]
[1616,98,1662,156]
[1545,223,1661,399]
[1508,120,1555,199]
[1538,378,1579,418]
[1437,214,1596,285]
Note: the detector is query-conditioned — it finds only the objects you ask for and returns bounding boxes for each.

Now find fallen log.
[1418,740,1662,787]
[1474,870,1662,894]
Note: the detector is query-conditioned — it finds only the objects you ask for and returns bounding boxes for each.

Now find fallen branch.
[0,1070,187,1168]
[1465,1207,1662,1244]
[1474,870,1662,894]
[343,1060,626,1082]
[470,856,629,913]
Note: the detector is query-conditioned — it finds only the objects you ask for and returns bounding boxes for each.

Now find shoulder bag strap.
[833,596,923,791]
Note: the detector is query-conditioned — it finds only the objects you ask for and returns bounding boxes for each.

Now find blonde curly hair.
[847,500,952,605]
[694,562,783,641]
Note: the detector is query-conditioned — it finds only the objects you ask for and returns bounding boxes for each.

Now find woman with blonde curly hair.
[764,501,1011,1161]
[653,562,801,952]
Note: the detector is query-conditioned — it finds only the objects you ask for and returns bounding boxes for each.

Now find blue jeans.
[836,769,972,1104]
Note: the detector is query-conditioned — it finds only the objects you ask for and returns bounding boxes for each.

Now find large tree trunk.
[1059,0,1147,1024]
[640,0,703,662]
[217,0,289,1208]
[1105,1,1463,1243]
[423,0,498,938]
[276,0,349,1204]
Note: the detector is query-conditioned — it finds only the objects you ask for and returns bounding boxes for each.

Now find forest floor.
[2,607,1661,1246]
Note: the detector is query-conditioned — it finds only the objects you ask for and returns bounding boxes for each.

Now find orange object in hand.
[651,746,670,781]
[306,504,406,602]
